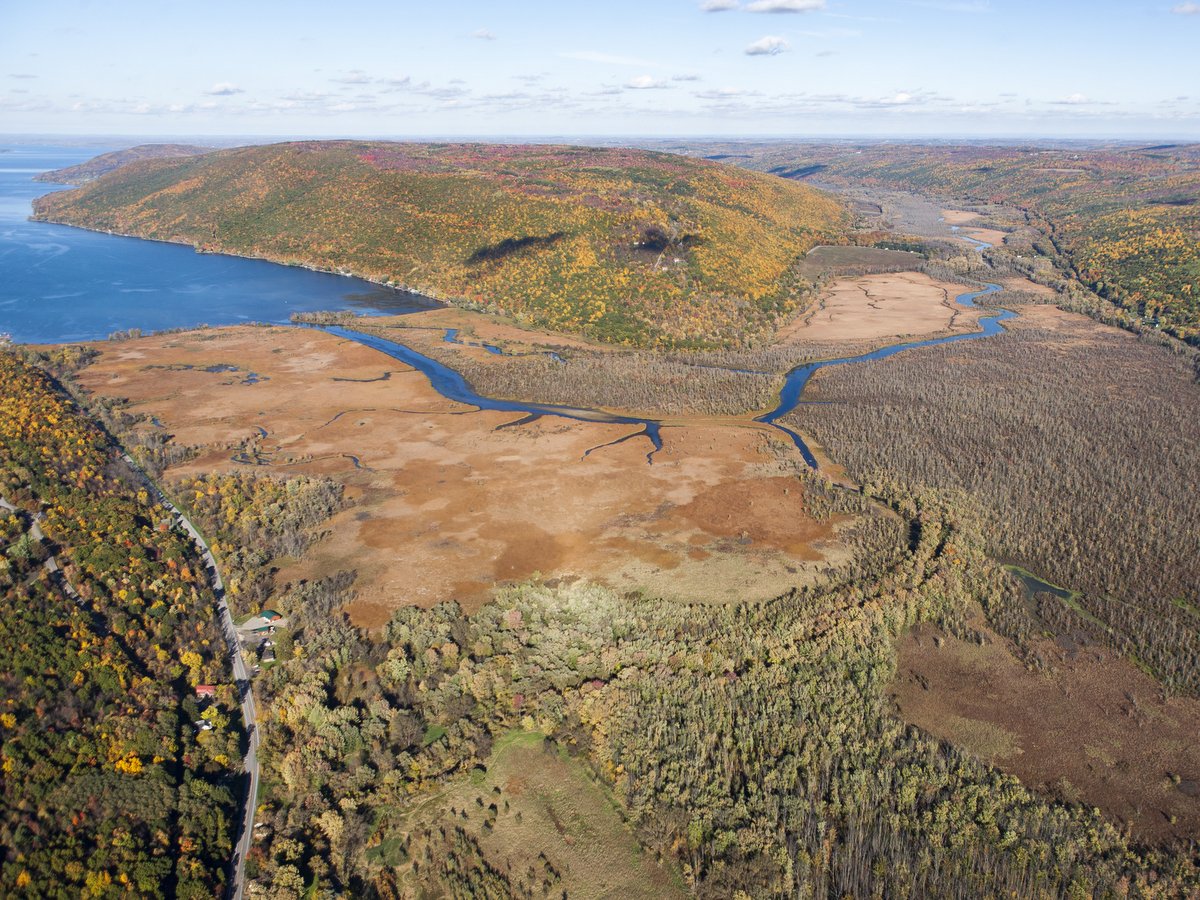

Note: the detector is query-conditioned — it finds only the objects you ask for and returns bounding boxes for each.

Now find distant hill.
[705,141,1200,347]
[32,141,847,347]
[34,143,213,184]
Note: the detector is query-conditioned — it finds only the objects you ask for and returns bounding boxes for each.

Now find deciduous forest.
[32,142,847,349]
[0,352,243,897]
[7,136,1200,898]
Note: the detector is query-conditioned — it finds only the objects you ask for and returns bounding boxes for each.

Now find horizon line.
[4,132,1200,144]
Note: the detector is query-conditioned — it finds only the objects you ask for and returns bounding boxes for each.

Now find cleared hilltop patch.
[395,729,686,898]
[32,141,847,348]
[34,142,212,183]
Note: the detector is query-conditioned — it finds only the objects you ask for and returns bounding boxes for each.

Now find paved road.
[174,506,258,900]
[120,455,258,900]
[5,466,258,897]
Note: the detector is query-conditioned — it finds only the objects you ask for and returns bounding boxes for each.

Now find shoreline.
[27,210,451,309]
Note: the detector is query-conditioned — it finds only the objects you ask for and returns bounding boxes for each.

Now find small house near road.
[240,609,287,636]
[195,684,217,699]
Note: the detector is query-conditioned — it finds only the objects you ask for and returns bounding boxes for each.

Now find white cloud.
[1060,92,1089,104]
[882,91,913,105]
[560,50,665,68]
[745,35,790,55]
[331,70,371,84]
[470,28,497,39]
[626,75,669,89]
[672,74,702,81]
[204,82,244,96]
[746,0,824,11]
[1172,2,1200,12]
[281,91,333,103]
[695,87,757,99]
[701,0,739,9]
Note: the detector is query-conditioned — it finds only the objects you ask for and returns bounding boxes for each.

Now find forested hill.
[0,349,243,896]
[31,141,847,347]
[34,143,212,184]
[719,142,1200,346]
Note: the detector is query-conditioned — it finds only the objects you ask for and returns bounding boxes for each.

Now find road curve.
[119,455,259,900]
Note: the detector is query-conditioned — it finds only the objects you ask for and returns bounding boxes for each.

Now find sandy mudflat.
[80,326,856,625]
[941,208,1008,248]
[775,271,984,345]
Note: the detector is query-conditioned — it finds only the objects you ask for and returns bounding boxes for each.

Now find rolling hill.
[708,141,1200,346]
[34,143,212,184]
[31,141,847,347]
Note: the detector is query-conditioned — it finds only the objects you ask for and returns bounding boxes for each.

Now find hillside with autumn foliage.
[0,349,243,897]
[32,141,847,348]
[33,143,212,185]
[694,141,1200,346]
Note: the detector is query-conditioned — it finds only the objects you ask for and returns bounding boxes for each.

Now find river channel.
[3,143,1014,469]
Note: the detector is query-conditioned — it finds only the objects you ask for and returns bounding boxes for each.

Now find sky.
[3,0,1199,139]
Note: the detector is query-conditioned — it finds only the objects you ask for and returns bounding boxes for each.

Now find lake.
[1,142,1021,472]
[0,143,437,344]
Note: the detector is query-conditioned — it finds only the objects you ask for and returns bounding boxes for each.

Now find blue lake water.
[1,143,1018,470]
[0,144,437,343]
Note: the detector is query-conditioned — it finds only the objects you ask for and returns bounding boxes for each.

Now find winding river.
[322,326,665,460]
[324,276,1011,469]
[3,143,1014,469]
[757,282,1012,466]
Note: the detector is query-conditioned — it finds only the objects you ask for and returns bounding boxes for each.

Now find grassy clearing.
[1173,597,1200,618]
[421,724,447,747]
[393,728,685,899]
[798,244,922,279]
